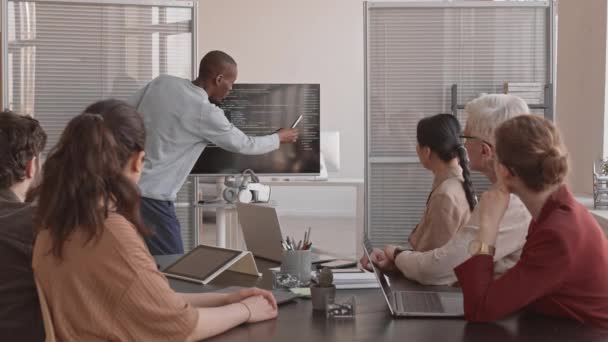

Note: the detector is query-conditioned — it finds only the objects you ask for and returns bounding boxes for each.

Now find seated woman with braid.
[361,113,476,264]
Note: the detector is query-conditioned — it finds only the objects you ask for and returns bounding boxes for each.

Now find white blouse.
[395,191,532,286]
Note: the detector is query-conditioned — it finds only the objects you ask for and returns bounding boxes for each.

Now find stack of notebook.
[332,270,379,289]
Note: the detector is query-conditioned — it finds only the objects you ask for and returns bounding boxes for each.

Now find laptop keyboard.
[394,291,445,314]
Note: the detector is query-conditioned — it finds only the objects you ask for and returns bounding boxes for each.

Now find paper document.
[289,287,312,298]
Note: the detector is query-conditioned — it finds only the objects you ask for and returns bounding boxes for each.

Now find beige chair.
[34,278,57,342]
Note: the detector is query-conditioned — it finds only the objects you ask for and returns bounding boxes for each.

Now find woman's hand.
[360,251,373,270]
[225,288,277,311]
[383,245,398,262]
[478,184,511,246]
[240,295,278,323]
[360,247,396,272]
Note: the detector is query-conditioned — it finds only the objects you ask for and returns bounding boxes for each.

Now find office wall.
[2,0,603,209]
[555,0,608,195]
[198,0,365,216]
[0,1,362,216]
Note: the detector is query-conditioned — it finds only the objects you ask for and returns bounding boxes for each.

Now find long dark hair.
[36,99,148,258]
[417,114,476,210]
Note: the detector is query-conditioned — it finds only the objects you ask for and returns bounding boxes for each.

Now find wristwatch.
[468,240,496,256]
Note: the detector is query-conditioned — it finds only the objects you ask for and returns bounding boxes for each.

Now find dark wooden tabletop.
[156,255,608,342]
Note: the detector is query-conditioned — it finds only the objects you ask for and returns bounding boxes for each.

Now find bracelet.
[238,302,252,322]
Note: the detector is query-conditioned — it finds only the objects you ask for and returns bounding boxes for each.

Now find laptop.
[236,203,336,264]
[363,236,464,317]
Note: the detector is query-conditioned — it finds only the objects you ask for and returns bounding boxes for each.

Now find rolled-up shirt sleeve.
[395,194,531,286]
[396,226,475,285]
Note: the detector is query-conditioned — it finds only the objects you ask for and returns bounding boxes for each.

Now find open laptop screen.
[363,237,394,314]
[236,203,283,262]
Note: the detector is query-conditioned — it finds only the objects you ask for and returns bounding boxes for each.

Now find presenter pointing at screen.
[129,50,299,255]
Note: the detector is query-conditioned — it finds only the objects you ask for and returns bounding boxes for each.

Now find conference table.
[156,255,608,342]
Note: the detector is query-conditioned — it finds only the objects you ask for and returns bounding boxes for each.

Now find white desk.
[196,178,364,253]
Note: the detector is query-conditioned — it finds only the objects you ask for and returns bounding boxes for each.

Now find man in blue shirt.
[130,50,298,255]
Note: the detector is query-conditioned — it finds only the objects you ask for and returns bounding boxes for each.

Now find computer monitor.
[190,83,321,175]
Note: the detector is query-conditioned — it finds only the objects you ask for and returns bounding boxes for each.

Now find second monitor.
[190,83,321,175]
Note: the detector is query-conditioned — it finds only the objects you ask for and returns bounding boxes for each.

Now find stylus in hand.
[277,128,299,143]
[291,114,303,128]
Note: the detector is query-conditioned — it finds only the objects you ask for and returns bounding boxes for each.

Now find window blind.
[4,0,195,149]
[365,1,552,247]
[3,0,198,251]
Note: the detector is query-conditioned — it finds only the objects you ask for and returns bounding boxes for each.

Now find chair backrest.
[34,278,57,342]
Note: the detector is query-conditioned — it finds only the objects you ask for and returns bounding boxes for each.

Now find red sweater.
[455,186,608,329]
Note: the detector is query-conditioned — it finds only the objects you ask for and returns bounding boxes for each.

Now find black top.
[0,188,44,341]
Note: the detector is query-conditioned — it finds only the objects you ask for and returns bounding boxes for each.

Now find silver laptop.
[363,236,464,317]
[236,203,336,264]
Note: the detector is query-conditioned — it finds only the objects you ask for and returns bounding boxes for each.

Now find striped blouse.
[33,212,198,342]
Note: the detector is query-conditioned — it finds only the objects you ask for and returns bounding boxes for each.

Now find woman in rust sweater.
[33,100,278,341]
[455,115,608,329]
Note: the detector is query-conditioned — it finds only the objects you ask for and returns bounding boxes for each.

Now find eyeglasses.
[460,135,493,148]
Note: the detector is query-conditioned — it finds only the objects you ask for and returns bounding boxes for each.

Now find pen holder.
[280,249,312,285]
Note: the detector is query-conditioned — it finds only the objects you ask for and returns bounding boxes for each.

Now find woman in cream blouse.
[362,113,476,264]
[407,113,477,251]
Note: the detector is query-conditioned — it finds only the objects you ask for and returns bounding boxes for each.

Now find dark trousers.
[140,197,184,255]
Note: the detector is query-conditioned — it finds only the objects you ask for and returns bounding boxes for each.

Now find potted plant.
[601,158,608,175]
[311,267,336,311]
[593,159,608,209]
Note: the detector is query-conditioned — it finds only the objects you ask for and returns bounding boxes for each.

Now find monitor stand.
[314,155,329,180]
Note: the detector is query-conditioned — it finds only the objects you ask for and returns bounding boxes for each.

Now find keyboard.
[393,291,445,313]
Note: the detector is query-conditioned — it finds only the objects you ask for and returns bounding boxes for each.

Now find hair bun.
[545,147,560,158]
[541,147,567,186]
